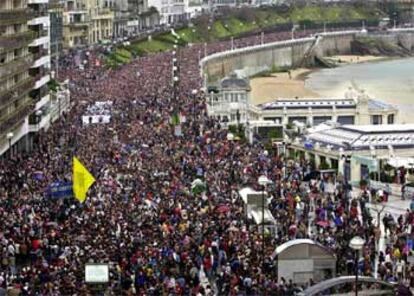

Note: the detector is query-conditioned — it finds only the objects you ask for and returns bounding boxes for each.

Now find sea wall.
[367,29,414,53]
[200,29,414,85]
[200,31,358,85]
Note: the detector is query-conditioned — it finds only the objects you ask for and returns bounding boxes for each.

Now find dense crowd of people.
[0,28,413,295]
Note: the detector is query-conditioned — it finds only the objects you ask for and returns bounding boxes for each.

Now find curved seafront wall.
[200,29,414,85]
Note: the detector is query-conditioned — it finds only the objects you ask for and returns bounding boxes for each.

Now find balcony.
[68,21,90,28]
[29,35,48,47]
[92,8,114,20]
[31,54,50,68]
[0,77,34,109]
[0,102,34,137]
[0,31,35,53]
[28,16,50,26]
[34,74,50,89]
[32,48,48,61]
[0,55,33,80]
[28,0,49,4]
[0,9,34,26]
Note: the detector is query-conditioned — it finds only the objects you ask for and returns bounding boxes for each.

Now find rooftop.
[303,124,414,151]
[259,98,395,111]
[220,73,250,89]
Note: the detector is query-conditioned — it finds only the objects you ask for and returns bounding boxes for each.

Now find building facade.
[28,0,52,140]
[0,0,37,155]
[49,0,64,59]
[62,0,114,48]
[287,123,414,184]
[207,75,398,128]
[207,73,251,124]
[148,0,189,24]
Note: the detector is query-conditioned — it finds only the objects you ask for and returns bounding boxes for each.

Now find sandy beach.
[324,55,387,65]
[250,55,387,105]
[250,69,319,105]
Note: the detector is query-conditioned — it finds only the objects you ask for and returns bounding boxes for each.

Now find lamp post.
[258,175,273,284]
[6,132,13,158]
[349,236,365,296]
[191,89,197,121]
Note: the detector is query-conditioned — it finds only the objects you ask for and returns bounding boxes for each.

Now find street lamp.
[191,89,197,121]
[258,175,273,277]
[349,236,365,296]
[6,132,13,157]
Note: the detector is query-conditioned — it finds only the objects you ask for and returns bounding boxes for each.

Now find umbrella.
[316,220,330,228]
[216,204,230,214]
[191,179,206,195]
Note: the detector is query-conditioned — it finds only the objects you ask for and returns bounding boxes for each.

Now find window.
[14,48,22,59]
[371,115,382,125]
[13,24,21,34]
[387,114,394,124]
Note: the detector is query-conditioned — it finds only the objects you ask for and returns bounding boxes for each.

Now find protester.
[0,28,412,295]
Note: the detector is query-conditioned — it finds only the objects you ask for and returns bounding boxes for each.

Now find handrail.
[301,276,395,296]
[0,77,34,109]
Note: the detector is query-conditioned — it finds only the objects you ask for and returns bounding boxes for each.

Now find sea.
[305,57,414,123]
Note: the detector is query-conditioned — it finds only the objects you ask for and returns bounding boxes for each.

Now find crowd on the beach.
[0,28,413,296]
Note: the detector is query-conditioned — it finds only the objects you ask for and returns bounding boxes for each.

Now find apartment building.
[62,0,114,48]
[0,0,36,155]
[148,0,190,24]
[49,0,64,59]
[28,0,52,138]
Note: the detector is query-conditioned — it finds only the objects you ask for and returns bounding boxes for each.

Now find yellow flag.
[73,156,96,203]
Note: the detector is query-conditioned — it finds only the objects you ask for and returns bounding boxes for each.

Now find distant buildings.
[207,74,398,127]
[61,0,114,48]
[288,123,414,184]
[49,0,63,59]
[59,0,162,47]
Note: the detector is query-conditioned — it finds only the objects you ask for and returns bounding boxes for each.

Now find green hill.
[105,3,385,67]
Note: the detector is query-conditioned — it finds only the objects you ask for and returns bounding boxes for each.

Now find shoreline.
[250,55,390,105]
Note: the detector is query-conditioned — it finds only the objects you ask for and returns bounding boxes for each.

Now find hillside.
[106,3,385,67]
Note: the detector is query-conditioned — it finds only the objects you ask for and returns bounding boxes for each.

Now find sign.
[47,182,73,199]
[85,264,109,284]
[174,125,182,137]
[82,101,113,126]
[82,115,111,125]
